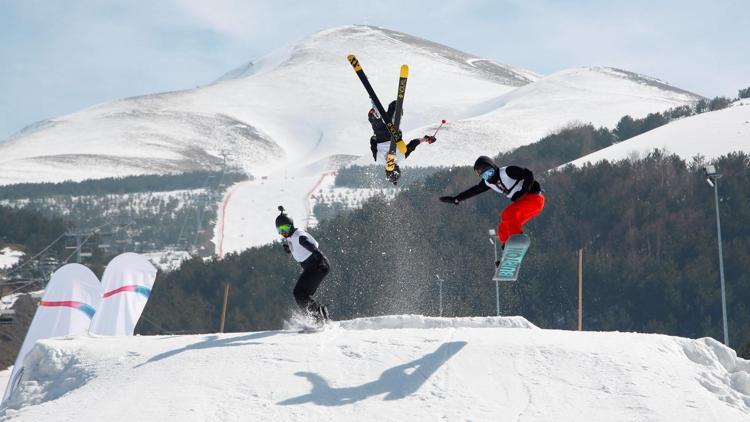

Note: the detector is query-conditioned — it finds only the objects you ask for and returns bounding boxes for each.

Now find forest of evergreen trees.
[0,170,247,200]
[139,150,750,356]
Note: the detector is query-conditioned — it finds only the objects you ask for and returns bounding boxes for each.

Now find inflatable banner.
[89,253,157,336]
[2,264,102,403]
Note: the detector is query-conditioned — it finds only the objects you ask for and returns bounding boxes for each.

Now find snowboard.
[493,234,531,281]
[347,54,408,181]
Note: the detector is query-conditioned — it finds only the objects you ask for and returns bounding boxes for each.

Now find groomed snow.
[567,101,750,167]
[1,315,748,421]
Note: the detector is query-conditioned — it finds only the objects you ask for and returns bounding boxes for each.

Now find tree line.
[139,148,750,356]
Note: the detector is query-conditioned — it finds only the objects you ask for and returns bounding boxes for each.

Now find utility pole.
[704,165,729,345]
[219,283,230,333]
[435,275,443,317]
[578,248,583,331]
[489,229,500,316]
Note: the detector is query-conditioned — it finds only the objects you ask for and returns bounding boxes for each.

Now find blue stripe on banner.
[135,285,151,298]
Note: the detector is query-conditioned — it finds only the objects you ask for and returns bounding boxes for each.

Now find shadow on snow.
[278,341,467,406]
[135,331,279,367]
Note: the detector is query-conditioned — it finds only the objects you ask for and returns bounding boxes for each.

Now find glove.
[439,196,459,205]
[282,242,291,254]
[423,135,436,144]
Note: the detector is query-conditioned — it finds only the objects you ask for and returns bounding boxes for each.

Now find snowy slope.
[403,66,702,167]
[1,315,748,421]
[568,100,750,167]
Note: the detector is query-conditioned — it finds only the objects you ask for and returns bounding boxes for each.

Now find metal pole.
[712,178,729,345]
[578,248,583,331]
[490,229,500,316]
[220,283,230,333]
[438,276,443,317]
[76,234,81,264]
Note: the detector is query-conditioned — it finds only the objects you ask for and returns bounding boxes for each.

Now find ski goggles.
[480,168,495,181]
[277,224,292,234]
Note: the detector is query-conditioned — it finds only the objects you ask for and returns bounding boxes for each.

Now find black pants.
[293,254,329,314]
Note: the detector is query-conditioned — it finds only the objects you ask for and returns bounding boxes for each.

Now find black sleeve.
[504,166,530,180]
[454,181,490,202]
[506,166,534,191]
[298,236,319,254]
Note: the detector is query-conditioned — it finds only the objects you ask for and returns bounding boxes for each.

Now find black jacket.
[368,101,400,144]
[455,166,541,202]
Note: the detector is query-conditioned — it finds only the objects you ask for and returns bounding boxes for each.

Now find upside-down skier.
[439,156,545,249]
[276,206,330,323]
[368,100,437,183]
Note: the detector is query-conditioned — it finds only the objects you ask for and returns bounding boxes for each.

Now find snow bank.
[2,342,93,410]
[2,315,748,421]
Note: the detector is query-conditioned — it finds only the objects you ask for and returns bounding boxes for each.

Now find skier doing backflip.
[368,100,436,182]
[276,206,330,322]
[439,156,545,249]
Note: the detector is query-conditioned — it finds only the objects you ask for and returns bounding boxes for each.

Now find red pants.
[498,193,545,246]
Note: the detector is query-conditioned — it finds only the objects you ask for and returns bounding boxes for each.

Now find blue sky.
[1,0,748,140]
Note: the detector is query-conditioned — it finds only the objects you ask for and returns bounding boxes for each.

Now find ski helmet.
[275,206,294,234]
[473,156,497,175]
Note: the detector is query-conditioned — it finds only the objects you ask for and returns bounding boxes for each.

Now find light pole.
[704,165,729,346]
[435,275,443,317]
[489,229,500,316]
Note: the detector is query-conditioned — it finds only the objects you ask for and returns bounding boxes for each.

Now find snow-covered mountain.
[0,25,538,186]
[0,25,701,186]
[0,24,708,252]
[1,315,749,421]
[567,100,750,167]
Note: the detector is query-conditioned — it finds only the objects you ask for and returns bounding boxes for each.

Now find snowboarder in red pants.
[439,156,544,248]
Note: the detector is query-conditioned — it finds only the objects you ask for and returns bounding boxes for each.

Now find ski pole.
[431,119,447,137]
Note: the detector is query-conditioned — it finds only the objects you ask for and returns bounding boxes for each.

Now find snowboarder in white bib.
[276,206,330,322]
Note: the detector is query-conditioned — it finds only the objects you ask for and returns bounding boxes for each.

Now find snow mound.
[679,337,750,407]
[2,341,93,411]
[2,315,749,421]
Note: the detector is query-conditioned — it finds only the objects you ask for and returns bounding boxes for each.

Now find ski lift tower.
[65,230,95,263]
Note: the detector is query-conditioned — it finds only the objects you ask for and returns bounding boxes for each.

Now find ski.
[493,234,531,281]
[347,54,405,177]
[392,64,409,155]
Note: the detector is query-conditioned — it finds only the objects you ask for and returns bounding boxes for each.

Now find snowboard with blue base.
[493,234,531,281]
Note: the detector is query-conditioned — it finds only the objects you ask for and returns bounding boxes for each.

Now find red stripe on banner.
[102,285,137,298]
[40,300,79,308]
